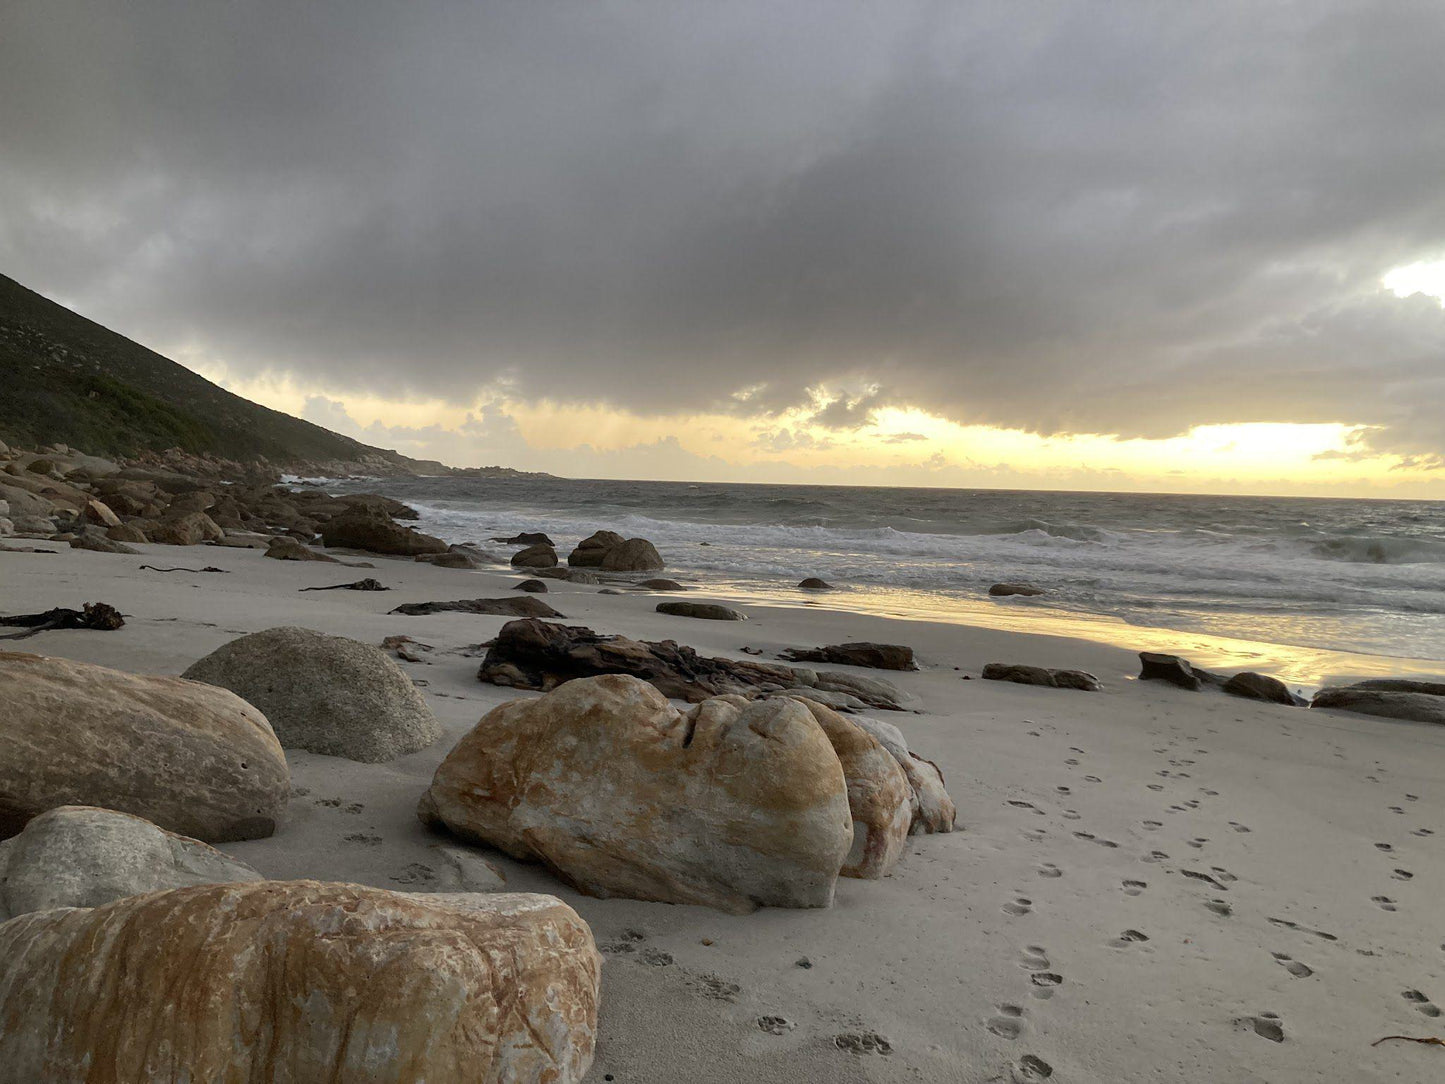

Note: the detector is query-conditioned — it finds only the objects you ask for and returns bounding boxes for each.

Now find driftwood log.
[477,618,907,711]
[298,578,389,592]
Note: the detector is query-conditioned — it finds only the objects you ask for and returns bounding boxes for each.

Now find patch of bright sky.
[1383,258,1445,304]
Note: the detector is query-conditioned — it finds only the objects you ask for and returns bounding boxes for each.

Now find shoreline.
[6,538,1445,1081]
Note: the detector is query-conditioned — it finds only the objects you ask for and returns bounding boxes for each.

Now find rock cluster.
[0,439,453,558]
[421,675,952,912]
[1137,653,1303,705]
[568,529,665,571]
[477,618,911,711]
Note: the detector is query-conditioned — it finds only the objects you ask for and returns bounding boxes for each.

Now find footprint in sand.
[1065,758,1080,766]
[756,1016,795,1035]
[1037,863,1063,878]
[1147,784,1165,792]
[833,1032,892,1055]
[1055,786,1071,795]
[1236,1012,1285,1043]
[1142,850,1170,863]
[1271,952,1313,978]
[1204,899,1233,917]
[1389,806,1405,814]
[1022,828,1047,842]
[1406,793,1419,801]
[1403,990,1442,1017]
[1003,897,1034,916]
[1030,972,1063,1000]
[1412,828,1434,837]
[1018,946,1051,971]
[1143,820,1163,830]
[986,1004,1025,1039]
[1375,842,1394,852]
[1393,869,1414,880]
[1084,775,1102,783]
[1372,896,1398,912]
[1011,1054,1054,1080]
[1061,810,1082,821]
[1109,929,1150,948]
[1122,879,1148,896]
[1009,800,1044,815]
[1229,822,1252,833]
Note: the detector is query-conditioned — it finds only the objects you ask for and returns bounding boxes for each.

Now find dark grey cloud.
[3,1,1445,461]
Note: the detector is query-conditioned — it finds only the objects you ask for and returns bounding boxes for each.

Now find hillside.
[0,273,437,472]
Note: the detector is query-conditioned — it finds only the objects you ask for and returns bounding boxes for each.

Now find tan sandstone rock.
[788,698,913,879]
[0,880,601,1084]
[0,651,289,842]
[420,674,853,913]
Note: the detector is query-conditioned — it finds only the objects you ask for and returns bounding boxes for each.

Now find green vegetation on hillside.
[0,273,406,466]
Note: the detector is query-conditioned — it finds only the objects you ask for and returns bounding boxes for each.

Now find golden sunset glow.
[192,359,1441,498]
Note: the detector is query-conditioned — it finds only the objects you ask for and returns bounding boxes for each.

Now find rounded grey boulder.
[183,626,442,762]
[0,805,262,921]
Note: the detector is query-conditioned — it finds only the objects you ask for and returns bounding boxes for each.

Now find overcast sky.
[3,1,1445,489]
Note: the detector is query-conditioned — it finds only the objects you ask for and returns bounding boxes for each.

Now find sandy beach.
[6,539,1443,1083]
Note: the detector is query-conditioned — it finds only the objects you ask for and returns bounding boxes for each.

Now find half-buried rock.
[0,804,262,921]
[786,698,912,879]
[0,651,288,842]
[0,881,601,1083]
[183,626,442,762]
[656,601,746,621]
[419,674,853,913]
[782,642,917,671]
[982,662,1101,691]
[1312,680,1445,725]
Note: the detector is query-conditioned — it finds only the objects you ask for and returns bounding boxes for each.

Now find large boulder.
[1312,683,1445,725]
[265,536,339,562]
[320,510,448,556]
[150,511,224,546]
[511,543,559,568]
[1138,651,1221,690]
[782,642,917,671]
[567,530,625,567]
[182,627,443,762]
[989,582,1045,597]
[1223,671,1304,706]
[0,652,288,842]
[656,601,746,621]
[416,550,480,569]
[600,537,664,572]
[0,881,601,1083]
[981,662,1101,691]
[0,805,262,921]
[420,675,854,913]
[788,699,912,879]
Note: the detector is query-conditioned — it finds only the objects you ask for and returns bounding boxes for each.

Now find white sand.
[4,541,1444,1082]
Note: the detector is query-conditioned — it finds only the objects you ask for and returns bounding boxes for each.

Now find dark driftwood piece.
[139,565,229,574]
[0,602,125,640]
[390,597,563,618]
[298,578,390,592]
[477,618,906,710]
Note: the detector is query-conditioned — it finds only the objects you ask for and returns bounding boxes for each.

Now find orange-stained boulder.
[0,880,601,1083]
[420,674,852,913]
[0,651,288,842]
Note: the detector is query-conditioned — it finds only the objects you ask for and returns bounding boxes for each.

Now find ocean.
[301,474,1445,682]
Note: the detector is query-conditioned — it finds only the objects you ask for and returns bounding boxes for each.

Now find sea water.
[306,475,1445,678]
